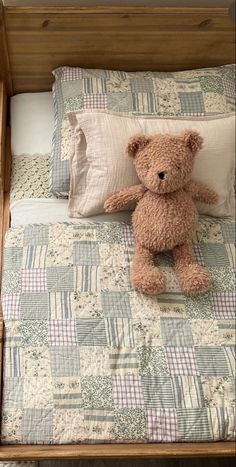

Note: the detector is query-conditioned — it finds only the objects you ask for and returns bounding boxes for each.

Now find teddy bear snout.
[158,171,166,180]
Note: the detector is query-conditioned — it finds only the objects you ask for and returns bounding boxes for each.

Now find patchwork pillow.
[51,64,235,197]
[68,111,235,218]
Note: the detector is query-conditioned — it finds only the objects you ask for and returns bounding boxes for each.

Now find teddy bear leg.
[131,243,166,295]
[173,242,212,295]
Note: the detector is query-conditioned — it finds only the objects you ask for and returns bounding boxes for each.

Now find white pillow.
[68,111,235,218]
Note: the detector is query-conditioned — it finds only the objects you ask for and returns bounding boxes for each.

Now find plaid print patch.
[223,79,236,98]
[60,67,83,81]
[122,224,135,245]
[166,347,199,375]
[211,292,236,319]
[179,91,205,115]
[83,94,107,109]
[22,268,47,292]
[112,376,144,408]
[193,244,205,266]
[49,319,77,346]
[146,408,177,442]
[2,294,20,319]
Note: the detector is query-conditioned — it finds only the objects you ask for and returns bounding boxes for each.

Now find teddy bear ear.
[182,130,203,154]
[126,134,151,157]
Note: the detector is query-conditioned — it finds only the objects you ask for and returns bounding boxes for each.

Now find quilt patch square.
[49,292,73,319]
[101,291,131,317]
[210,267,235,292]
[74,241,100,266]
[166,347,199,375]
[201,244,230,267]
[22,408,53,443]
[193,244,205,266]
[81,376,113,409]
[2,270,22,293]
[3,378,23,408]
[4,347,23,377]
[122,224,135,245]
[138,346,169,376]
[142,375,175,408]
[76,318,107,346]
[195,347,230,376]
[220,222,235,243]
[179,91,205,114]
[2,294,20,320]
[146,408,177,442]
[22,269,47,293]
[47,267,74,292]
[20,293,49,319]
[130,77,154,93]
[3,247,23,270]
[114,408,147,440]
[177,408,211,441]
[50,347,80,377]
[20,320,49,347]
[49,319,77,346]
[161,318,194,347]
[112,375,144,408]
[211,292,236,319]
[105,318,134,347]
[24,225,49,246]
[131,92,158,113]
[172,376,205,408]
[83,93,107,109]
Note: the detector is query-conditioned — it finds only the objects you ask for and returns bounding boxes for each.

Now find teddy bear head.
[127,130,203,194]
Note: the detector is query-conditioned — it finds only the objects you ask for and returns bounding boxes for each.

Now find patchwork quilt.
[1,219,235,444]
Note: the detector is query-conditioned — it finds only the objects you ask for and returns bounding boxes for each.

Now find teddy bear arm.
[104,184,146,212]
[185,180,218,205]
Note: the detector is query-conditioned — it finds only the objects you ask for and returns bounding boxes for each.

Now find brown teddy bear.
[104,131,218,295]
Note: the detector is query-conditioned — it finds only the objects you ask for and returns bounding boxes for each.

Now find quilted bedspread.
[1,219,235,444]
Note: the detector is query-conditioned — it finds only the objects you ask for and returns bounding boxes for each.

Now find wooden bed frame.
[0,1,235,461]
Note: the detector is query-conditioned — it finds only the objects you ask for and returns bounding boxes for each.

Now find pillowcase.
[68,111,235,219]
[51,64,235,197]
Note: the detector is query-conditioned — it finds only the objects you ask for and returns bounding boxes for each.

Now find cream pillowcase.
[68,111,235,218]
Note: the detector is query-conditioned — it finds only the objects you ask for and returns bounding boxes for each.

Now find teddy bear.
[104,130,218,295]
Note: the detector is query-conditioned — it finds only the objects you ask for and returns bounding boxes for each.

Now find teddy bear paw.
[178,264,212,295]
[131,267,166,295]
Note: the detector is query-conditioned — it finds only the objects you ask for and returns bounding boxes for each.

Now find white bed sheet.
[10,199,131,226]
[11,92,54,155]
[10,92,131,226]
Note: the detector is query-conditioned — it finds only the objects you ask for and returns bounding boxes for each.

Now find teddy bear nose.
[158,171,166,180]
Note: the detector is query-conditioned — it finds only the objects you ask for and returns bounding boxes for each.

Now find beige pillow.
[68,111,235,218]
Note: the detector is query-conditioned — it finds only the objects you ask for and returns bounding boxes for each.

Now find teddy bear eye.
[176,165,181,170]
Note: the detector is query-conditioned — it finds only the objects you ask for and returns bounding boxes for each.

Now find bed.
[0,2,235,462]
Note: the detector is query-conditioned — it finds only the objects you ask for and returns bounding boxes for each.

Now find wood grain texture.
[0,442,235,460]
[0,80,7,433]
[0,4,13,95]
[0,80,7,282]
[4,6,235,93]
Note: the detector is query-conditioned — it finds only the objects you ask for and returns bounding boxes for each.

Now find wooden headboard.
[0,4,235,95]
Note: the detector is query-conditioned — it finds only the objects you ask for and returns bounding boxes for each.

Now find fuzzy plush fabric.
[104,131,218,295]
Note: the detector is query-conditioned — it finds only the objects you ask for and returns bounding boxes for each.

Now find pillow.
[51,64,235,197]
[68,111,235,218]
